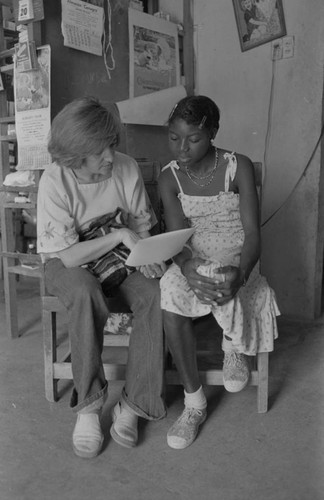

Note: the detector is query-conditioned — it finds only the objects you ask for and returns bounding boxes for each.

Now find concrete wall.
[190,0,324,318]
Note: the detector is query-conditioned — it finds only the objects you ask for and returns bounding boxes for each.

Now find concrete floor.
[0,276,324,500]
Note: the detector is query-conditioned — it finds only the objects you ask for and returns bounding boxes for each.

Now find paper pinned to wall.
[61,0,104,56]
[128,9,180,98]
[14,45,52,170]
[116,85,187,126]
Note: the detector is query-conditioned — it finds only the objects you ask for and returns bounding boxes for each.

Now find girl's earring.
[210,129,217,146]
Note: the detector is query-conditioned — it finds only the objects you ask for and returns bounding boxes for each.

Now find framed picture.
[128,9,180,98]
[232,0,286,52]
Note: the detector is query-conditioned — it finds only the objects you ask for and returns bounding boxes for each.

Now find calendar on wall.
[14,45,51,170]
[61,0,104,56]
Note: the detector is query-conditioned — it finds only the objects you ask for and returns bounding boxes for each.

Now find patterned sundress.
[160,153,280,355]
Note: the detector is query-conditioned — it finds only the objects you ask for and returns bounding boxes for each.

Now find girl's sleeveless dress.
[160,153,280,355]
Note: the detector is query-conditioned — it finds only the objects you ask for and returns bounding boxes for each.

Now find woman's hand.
[111,228,141,250]
[139,262,168,279]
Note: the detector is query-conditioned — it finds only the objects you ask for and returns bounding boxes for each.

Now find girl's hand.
[212,265,242,305]
[139,262,168,279]
[182,257,218,304]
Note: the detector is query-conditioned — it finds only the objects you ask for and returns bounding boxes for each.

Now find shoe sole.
[223,376,249,393]
[167,413,207,450]
[110,423,137,448]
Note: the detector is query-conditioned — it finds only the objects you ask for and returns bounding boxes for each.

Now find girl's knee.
[163,310,191,330]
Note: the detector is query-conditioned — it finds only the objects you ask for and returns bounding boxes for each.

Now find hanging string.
[102,0,115,79]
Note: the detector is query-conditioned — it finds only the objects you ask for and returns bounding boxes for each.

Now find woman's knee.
[125,272,161,306]
[45,260,104,303]
[140,273,160,294]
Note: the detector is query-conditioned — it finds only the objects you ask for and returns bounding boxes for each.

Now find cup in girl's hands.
[197,262,226,284]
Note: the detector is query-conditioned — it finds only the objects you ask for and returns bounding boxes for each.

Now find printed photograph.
[232,0,286,51]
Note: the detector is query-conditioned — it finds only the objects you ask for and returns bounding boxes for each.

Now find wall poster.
[128,9,180,98]
[14,45,51,170]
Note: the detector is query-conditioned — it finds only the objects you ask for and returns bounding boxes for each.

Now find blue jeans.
[44,259,166,420]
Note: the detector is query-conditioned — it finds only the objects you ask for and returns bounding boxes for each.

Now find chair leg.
[43,309,59,402]
[257,352,269,413]
[4,272,19,338]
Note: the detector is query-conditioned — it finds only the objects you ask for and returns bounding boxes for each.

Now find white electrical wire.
[102,0,115,79]
[262,57,277,196]
[261,57,324,227]
[261,120,324,227]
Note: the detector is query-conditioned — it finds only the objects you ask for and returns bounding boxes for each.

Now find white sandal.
[110,401,138,448]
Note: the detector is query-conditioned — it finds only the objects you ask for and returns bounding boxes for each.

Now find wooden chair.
[41,162,269,413]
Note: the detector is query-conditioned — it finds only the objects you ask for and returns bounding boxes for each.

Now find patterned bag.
[79,208,134,293]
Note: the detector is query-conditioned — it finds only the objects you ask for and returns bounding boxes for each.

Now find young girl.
[159,95,279,450]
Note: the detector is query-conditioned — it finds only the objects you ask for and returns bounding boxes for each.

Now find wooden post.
[183,0,194,96]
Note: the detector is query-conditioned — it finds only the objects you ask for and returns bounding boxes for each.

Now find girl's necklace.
[185,147,219,187]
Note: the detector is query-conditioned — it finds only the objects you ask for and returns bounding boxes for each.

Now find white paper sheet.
[125,228,194,267]
[116,85,186,126]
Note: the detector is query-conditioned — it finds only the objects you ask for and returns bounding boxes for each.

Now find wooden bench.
[41,161,269,413]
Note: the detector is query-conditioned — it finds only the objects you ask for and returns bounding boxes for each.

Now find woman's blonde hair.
[48,96,121,169]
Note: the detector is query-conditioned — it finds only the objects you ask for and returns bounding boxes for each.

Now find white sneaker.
[167,407,207,449]
[223,351,250,392]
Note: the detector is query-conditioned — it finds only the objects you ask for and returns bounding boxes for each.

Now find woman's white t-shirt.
[37,151,157,255]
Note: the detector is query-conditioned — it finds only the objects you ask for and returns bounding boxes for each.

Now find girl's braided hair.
[168,95,220,135]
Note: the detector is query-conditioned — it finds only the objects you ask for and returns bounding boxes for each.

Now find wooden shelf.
[0,134,16,141]
[0,62,13,72]
[1,185,38,192]
[0,1,14,9]
[0,116,15,124]
[0,4,44,338]
[0,47,15,59]
[1,252,42,277]
[2,250,41,261]
[2,201,36,209]
[7,264,42,277]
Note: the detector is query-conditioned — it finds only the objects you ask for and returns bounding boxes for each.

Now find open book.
[125,228,194,267]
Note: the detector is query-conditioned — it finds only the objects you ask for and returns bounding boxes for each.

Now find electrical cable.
[261,119,324,227]
[261,56,324,228]
[262,58,277,192]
